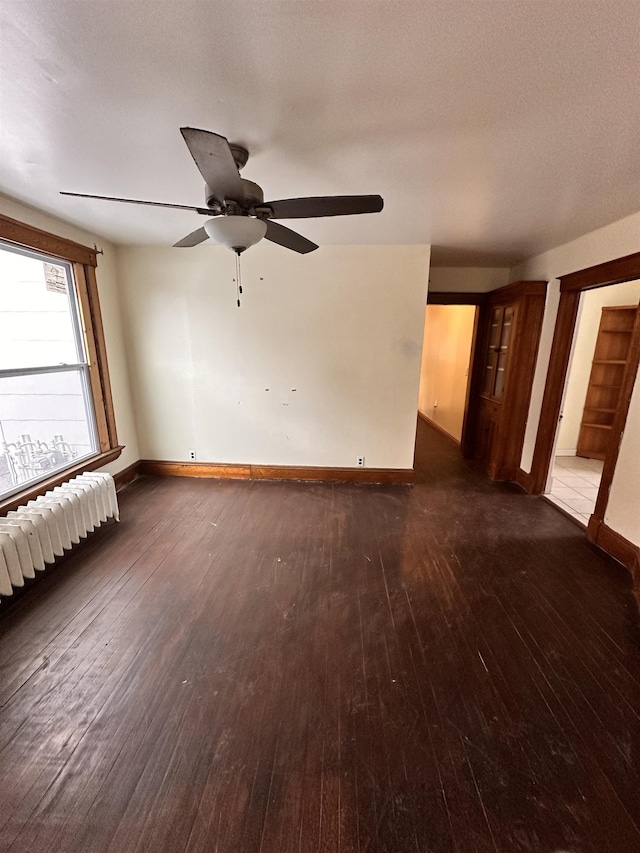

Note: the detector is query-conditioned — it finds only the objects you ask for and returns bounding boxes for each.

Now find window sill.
[0,445,124,515]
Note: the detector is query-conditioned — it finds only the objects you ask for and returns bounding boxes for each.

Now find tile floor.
[546,455,604,525]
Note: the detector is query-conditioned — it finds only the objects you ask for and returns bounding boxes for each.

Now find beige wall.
[418,305,476,442]
[511,210,640,546]
[606,374,640,546]
[116,243,430,469]
[428,266,510,293]
[557,280,640,454]
[0,195,140,476]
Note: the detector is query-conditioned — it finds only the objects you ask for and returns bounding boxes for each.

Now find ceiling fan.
[61,127,384,255]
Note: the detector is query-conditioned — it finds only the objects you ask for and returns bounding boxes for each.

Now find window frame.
[0,213,122,512]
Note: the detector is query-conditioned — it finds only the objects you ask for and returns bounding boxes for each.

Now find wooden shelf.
[577,305,636,460]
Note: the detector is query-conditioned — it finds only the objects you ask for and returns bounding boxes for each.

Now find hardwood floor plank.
[1,422,639,851]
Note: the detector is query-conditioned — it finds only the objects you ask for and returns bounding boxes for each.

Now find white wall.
[116,243,430,469]
[557,280,640,454]
[511,210,640,546]
[428,267,510,293]
[606,374,640,546]
[0,195,140,475]
[418,304,476,441]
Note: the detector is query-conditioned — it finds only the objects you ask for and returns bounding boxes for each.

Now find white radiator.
[0,472,119,599]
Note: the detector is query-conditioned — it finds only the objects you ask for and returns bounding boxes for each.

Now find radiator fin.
[0,472,119,599]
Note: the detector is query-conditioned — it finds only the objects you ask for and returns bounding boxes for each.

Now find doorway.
[545,281,640,525]
[526,251,640,559]
[417,303,476,443]
[418,283,547,482]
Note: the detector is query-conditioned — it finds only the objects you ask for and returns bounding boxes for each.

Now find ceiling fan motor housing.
[204,179,264,211]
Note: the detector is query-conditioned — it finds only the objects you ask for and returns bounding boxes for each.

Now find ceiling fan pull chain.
[235,250,242,307]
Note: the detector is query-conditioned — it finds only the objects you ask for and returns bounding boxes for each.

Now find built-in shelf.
[577,305,636,461]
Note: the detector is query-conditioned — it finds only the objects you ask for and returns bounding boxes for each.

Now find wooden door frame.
[423,292,485,451]
[524,251,640,546]
[424,285,547,469]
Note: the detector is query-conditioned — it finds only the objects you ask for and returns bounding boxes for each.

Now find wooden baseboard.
[138,459,414,485]
[588,517,640,603]
[252,465,413,484]
[591,521,640,588]
[417,411,460,446]
[113,460,141,491]
[515,467,535,493]
[140,460,251,479]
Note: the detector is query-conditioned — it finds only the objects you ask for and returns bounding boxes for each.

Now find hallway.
[0,420,639,852]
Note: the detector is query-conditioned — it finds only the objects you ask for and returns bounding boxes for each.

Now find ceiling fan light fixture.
[204,215,267,251]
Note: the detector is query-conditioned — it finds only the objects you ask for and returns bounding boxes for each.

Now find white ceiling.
[1,0,639,266]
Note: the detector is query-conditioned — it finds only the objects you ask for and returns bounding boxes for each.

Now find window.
[0,214,120,507]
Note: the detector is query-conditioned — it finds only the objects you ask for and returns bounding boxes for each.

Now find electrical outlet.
[189,450,197,461]
[356,456,365,467]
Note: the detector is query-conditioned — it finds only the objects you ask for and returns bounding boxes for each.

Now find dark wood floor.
[1,419,639,852]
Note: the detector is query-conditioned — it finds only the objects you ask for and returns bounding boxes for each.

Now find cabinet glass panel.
[494,351,507,397]
[482,307,503,395]
[482,355,496,395]
[494,306,514,399]
[488,307,502,348]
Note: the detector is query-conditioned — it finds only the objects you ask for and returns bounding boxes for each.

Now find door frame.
[425,285,547,471]
[424,291,485,452]
[523,251,640,547]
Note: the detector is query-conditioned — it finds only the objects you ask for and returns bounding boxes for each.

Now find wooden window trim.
[0,447,124,514]
[0,213,121,512]
[0,213,98,267]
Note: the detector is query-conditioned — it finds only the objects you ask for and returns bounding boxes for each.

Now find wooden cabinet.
[577,305,639,460]
[462,281,547,480]
[481,305,515,399]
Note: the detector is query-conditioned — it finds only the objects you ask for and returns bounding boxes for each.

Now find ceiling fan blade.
[264,195,383,219]
[264,220,318,254]
[173,227,209,248]
[60,191,212,215]
[180,127,245,205]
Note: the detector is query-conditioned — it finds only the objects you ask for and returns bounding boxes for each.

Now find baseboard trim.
[591,521,640,593]
[138,459,414,485]
[253,465,414,484]
[515,467,535,493]
[113,460,141,491]
[417,411,460,446]
[588,518,640,603]
[140,460,251,480]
